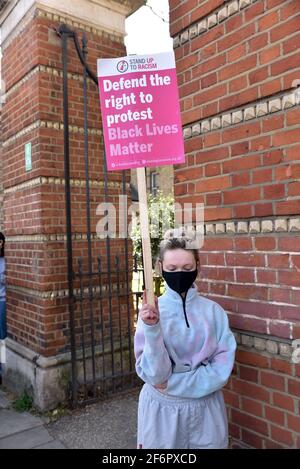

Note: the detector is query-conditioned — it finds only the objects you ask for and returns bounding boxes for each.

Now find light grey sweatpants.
[137,383,229,449]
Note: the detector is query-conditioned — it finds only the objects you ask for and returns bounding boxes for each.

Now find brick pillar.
[0,0,143,410]
[0,44,2,232]
[170,0,300,448]
[0,111,3,232]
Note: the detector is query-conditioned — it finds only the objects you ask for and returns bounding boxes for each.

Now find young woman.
[134,230,237,449]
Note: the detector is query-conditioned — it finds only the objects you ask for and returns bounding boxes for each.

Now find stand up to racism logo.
[117,60,129,73]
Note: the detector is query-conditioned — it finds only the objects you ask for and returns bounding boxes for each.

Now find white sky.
[125,0,172,55]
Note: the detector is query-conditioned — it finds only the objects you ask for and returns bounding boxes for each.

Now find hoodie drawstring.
[181,292,190,328]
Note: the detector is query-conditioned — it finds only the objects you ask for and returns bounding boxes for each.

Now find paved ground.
[0,386,141,449]
[46,388,140,449]
[0,389,65,449]
[0,386,241,449]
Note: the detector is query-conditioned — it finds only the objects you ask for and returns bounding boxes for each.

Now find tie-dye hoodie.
[134,282,237,399]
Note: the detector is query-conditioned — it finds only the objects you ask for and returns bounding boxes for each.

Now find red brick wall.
[0,111,3,232]
[170,0,300,448]
[223,344,300,448]
[1,8,134,358]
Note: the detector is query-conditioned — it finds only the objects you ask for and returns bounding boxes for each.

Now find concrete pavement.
[0,389,65,449]
[0,386,141,449]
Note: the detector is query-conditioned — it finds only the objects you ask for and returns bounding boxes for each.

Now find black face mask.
[162,269,198,295]
[162,268,198,328]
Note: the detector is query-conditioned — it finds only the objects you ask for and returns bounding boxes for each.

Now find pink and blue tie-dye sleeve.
[134,316,172,386]
[165,307,237,398]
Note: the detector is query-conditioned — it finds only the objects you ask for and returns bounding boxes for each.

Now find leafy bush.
[131,189,175,269]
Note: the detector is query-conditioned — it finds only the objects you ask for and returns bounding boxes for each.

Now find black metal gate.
[57,24,144,406]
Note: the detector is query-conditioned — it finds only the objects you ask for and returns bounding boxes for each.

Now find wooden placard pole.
[136,166,155,307]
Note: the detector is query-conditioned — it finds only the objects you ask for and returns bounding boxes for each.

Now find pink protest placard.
[97,52,185,171]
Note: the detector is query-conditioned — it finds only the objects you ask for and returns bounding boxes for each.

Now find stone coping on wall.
[182,90,300,140]
[173,0,258,48]
[3,64,96,101]
[2,120,103,148]
[34,8,123,44]
[3,326,294,371]
[1,6,124,51]
[4,337,133,369]
[5,233,129,242]
[233,329,295,359]
[203,217,300,236]
[4,176,129,195]
[3,217,300,241]
[6,282,134,300]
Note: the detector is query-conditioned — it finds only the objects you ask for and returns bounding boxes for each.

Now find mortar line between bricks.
[200,280,300,294]
[233,329,294,345]
[204,289,300,300]
[187,294,300,320]
[177,198,299,208]
[203,265,298,268]
[196,250,300,254]
[180,137,300,162]
[176,140,300,163]
[175,157,298,175]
